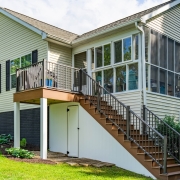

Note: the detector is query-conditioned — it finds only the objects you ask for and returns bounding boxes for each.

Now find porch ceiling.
[13,88,81,105]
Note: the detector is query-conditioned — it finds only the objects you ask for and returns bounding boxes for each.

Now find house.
[0,0,180,179]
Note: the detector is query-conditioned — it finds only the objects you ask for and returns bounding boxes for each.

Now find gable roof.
[0,7,78,44]
[0,0,178,45]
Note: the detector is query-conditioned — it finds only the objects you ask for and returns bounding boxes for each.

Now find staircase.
[75,69,180,180]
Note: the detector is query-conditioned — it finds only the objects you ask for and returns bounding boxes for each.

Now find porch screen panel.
[168,38,174,71]
[175,74,180,98]
[116,66,126,92]
[175,42,180,73]
[160,34,167,68]
[96,71,102,85]
[144,27,149,62]
[104,44,111,66]
[160,69,167,94]
[151,66,158,93]
[104,68,113,93]
[168,72,174,96]
[151,30,158,66]
[128,63,138,90]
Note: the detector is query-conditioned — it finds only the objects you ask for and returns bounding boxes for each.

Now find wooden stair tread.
[145,157,174,162]
[160,171,180,176]
[153,164,180,169]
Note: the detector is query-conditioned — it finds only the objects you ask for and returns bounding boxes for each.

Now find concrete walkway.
[32,151,115,167]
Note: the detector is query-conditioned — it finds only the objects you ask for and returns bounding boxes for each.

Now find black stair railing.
[143,105,180,164]
[74,69,168,173]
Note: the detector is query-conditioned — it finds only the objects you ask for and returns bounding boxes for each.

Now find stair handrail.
[143,105,180,163]
[77,69,167,173]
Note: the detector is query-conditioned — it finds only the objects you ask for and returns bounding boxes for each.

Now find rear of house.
[1,1,180,180]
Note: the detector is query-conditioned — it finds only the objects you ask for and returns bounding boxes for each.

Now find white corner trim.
[0,8,47,40]
[141,0,180,23]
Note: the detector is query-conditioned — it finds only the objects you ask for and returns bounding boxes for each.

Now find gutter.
[135,22,146,106]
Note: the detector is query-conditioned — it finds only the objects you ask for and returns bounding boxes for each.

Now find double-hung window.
[10,53,32,88]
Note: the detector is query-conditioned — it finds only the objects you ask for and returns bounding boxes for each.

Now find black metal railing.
[143,105,180,163]
[16,59,79,92]
[77,69,168,173]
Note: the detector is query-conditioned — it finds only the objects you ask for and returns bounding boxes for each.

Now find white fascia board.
[141,0,180,23]
[72,18,140,45]
[0,8,47,39]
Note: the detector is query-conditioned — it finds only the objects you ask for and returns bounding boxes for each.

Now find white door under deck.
[67,105,79,157]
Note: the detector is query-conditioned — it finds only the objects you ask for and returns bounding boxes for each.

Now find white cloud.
[0,0,169,34]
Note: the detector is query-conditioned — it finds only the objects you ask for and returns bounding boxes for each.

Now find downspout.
[135,22,146,106]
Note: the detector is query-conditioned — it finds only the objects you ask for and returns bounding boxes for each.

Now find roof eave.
[72,18,140,45]
[141,0,180,23]
[0,8,47,39]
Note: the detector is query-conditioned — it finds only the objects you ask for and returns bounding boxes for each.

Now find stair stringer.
[79,101,157,179]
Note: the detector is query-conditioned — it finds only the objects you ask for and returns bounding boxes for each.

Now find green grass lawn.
[0,155,152,180]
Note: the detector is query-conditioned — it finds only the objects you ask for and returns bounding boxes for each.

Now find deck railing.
[76,69,168,173]
[143,105,180,163]
[16,59,79,92]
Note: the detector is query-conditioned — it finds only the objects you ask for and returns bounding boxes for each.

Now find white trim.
[0,8,47,39]
[141,0,180,23]
[112,89,140,95]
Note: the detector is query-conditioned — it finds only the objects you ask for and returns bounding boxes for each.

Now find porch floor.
[32,151,115,167]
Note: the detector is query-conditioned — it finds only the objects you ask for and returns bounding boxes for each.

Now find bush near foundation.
[5,148,35,159]
[0,134,13,145]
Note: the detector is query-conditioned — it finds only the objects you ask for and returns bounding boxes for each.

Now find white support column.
[14,102,20,148]
[40,98,47,159]
[87,49,92,77]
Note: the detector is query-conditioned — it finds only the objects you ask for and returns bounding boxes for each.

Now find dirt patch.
[0,143,13,155]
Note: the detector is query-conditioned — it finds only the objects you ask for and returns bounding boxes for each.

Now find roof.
[1,7,78,44]
[73,0,176,43]
[0,0,177,45]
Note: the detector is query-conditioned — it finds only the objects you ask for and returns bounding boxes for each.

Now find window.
[116,66,126,92]
[104,68,113,93]
[128,63,138,90]
[104,44,111,66]
[134,34,139,60]
[96,47,102,68]
[123,37,131,61]
[114,40,122,63]
[96,71,102,85]
[10,53,32,88]
[144,27,149,62]
[10,58,20,88]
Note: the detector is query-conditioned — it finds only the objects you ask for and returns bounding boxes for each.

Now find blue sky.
[0,0,169,34]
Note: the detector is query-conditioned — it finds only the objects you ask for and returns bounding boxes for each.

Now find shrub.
[20,138,27,148]
[5,148,35,159]
[0,134,13,145]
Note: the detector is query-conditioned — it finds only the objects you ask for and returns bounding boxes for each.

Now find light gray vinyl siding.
[0,13,47,113]
[146,92,180,120]
[48,42,72,66]
[146,5,180,42]
[113,90,142,116]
